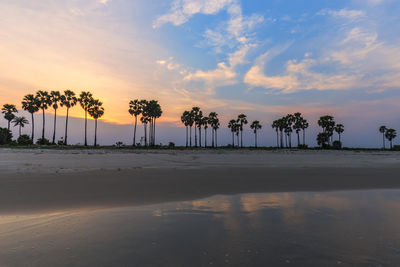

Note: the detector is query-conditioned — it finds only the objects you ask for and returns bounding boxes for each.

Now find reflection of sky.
[1,190,400,266]
[1,0,400,147]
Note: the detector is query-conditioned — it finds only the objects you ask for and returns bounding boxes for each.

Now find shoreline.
[1,149,400,215]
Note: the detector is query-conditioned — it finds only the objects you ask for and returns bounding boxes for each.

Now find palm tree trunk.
[339,133,341,143]
[199,126,202,147]
[232,132,234,147]
[383,133,385,149]
[303,129,305,146]
[153,118,156,146]
[205,128,207,148]
[215,129,218,147]
[280,131,283,148]
[255,131,257,148]
[190,126,192,147]
[241,129,243,148]
[186,126,188,147]
[194,124,197,147]
[212,129,215,147]
[297,132,300,147]
[237,134,240,148]
[7,121,10,131]
[144,123,147,146]
[84,110,87,146]
[19,125,22,137]
[52,108,57,144]
[94,119,98,147]
[276,130,279,148]
[391,140,393,149]
[64,108,69,145]
[133,116,137,146]
[31,112,35,141]
[42,108,45,142]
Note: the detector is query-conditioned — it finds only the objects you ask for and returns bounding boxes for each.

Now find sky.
[0,0,400,147]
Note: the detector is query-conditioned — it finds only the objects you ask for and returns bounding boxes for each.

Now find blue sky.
[0,0,399,147]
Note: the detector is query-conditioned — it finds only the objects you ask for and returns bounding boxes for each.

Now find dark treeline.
[0,95,398,149]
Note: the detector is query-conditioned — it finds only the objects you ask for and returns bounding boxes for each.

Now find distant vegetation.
[0,92,398,150]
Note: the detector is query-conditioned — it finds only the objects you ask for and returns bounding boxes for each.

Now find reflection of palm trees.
[129,99,142,146]
[88,99,104,147]
[60,90,77,145]
[22,94,39,141]
[12,116,29,137]
[49,91,61,144]
[379,126,387,149]
[79,91,94,146]
[35,90,51,143]
[1,104,18,131]
[250,120,262,148]
[385,129,397,149]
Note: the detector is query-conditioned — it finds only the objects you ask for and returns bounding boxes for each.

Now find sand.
[1,148,400,214]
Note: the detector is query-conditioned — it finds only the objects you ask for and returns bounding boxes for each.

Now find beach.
[1,148,400,214]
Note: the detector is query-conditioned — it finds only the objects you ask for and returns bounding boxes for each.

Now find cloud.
[317,8,365,20]
[153,0,234,28]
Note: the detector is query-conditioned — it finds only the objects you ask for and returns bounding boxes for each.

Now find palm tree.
[208,112,218,147]
[202,117,209,147]
[250,120,262,148]
[293,113,303,147]
[379,126,387,149]
[129,99,143,146]
[318,115,335,145]
[60,90,77,145]
[191,107,202,147]
[212,115,220,147]
[147,100,162,146]
[237,114,248,148]
[49,91,61,144]
[272,120,279,148]
[301,119,309,146]
[385,128,397,149]
[88,99,104,147]
[228,119,236,147]
[1,104,18,131]
[35,90,51,143]
[79,91,94,146]
[335,124,344,143]
[12,116,29,137]
[22,94,39,141]
[181,111,191,147]
[187,111,195,147]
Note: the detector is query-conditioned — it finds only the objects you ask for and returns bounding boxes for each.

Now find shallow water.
[1,190,400,266]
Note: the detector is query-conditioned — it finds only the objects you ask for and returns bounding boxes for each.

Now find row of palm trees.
[128,99,162,146]
[180,107,220,147]
[271,113,309,148]
[227,114,262,148]
[379,126,397,149]
[2,90,104,146]
[316,116,344,147]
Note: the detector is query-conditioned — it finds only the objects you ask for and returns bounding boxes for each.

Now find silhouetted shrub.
[17,134,33,145]
[0,128,12,145]
[168,142,175,148]
[115,141,124,148]
[332,141,342,150]
[393,145,400,151]
[36,138,51,145]
[298,144,308,149]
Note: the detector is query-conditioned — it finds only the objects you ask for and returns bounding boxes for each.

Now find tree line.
[1,94,398,149]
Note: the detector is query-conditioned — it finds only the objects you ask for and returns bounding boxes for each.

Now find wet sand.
[1,148,400,214]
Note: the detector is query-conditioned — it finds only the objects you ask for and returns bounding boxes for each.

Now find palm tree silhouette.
[301,118,309,146]
[379,126,387,149]
[191,107,202,147]
[272,120,279,148]
[202,116,209,147]
[181,111,190,147]
[335,124,344,143]
[318,115,335,145]
[250,120,262,148]
[237,114,248,148]
[88,99,104,147]
[60,90,77,145]
[79,91,94,146]
[129,99,143,146]
[35,90,51,143]
[228,119,236,147]
[293,113,303,147]
[385,128,397,149]
[211,114,220,147]
[1,104,18,131]
[147,100,162,146]
[49,91,61,144]
[208,112,218,147]
[22,94,39,141]
[12,116,29,137]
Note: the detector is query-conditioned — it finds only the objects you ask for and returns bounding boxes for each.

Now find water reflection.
[1,190,400,266]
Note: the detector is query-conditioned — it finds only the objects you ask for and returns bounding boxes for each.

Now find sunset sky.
[1,0,400,147]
